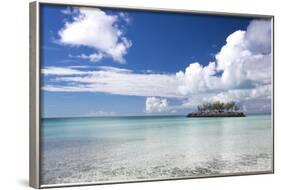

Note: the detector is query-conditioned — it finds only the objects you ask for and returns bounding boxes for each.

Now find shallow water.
[41,115,273,185]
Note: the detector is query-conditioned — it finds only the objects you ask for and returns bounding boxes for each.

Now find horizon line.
[42,112,271,119]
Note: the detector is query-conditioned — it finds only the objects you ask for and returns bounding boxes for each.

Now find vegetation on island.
[196,101,240,113]
[187,101,245,117]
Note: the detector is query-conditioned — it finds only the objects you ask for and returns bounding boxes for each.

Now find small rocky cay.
[187,101,245,117]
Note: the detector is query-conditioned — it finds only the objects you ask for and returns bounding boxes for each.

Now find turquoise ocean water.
[41,115,273,185]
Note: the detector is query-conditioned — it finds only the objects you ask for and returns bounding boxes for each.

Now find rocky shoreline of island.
[187,111,245,117]
[186,101,246,118]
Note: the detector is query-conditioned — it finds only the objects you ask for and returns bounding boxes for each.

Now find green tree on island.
[197,101,240,113]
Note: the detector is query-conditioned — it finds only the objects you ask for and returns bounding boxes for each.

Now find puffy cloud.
[215,20,272,88]
[245,19,272,54]
[58,8,132,63]
[176,62,219,95]
[176,19,272,95]
[145,97,169,113]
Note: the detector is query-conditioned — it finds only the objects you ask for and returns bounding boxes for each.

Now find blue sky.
[40,4,272,118]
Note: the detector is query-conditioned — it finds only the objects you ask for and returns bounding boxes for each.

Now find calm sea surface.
[41,115,273,185]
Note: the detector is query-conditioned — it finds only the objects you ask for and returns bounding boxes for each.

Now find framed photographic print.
[29,1,274,188]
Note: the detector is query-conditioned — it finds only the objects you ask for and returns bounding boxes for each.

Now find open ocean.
[41,115,273,185]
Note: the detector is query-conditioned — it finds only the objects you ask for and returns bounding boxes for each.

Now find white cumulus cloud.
[176,62,219,95]
[176,19,272,96]
[215,22,271,88]
[145,97,169,113]
[58,7,132,63]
